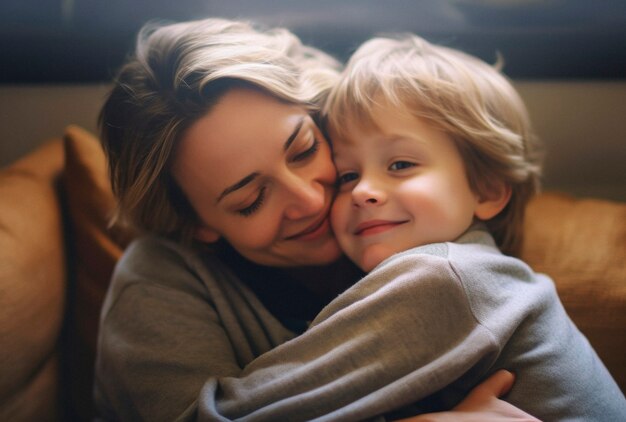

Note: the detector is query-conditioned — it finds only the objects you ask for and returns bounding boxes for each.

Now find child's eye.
[389,161,415,171]
[237,187,266,217]
[336,172,359,186]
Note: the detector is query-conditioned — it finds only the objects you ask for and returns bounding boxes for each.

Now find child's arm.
[197,252,507,420]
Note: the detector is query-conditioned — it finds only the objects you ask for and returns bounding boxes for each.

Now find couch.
[0,125,624,421]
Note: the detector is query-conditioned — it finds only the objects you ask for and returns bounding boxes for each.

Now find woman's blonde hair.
[100,18,341,242]
[324,35,543,256]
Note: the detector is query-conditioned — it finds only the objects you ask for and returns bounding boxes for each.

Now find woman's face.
[172,87,342,267]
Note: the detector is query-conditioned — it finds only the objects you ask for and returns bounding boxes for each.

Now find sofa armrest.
[521,192,626,392]
[0,139,66,420]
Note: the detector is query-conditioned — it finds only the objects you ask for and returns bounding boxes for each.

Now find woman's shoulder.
[110,235,235,299]
[121,235,227,272]
[122,234,196,262]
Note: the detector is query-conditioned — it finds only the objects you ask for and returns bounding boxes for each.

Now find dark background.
[2,0,626,84]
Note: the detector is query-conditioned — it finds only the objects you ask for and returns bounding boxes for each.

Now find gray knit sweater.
[94,228,625,421]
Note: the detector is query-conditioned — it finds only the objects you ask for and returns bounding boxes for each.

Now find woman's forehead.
[172,88,311,195]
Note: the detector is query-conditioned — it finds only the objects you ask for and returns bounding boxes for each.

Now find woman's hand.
[395,370,541,421]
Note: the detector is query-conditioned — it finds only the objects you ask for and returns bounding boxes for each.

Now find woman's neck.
[282,256,364,302]
[214,240,364,304]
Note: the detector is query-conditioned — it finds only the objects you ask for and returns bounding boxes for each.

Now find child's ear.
[194,225,220,243]
[474,182,512,221]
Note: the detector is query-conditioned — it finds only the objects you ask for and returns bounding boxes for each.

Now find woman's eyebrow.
[216,172,260,204]
[283,116,304,151]
[216,116,305,204]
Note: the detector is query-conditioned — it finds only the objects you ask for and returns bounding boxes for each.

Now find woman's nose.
[283,176,326,220]
[351,178,386,208]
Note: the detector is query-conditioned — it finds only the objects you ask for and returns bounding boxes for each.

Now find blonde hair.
[324,35,543,256]
[100,18,341,242]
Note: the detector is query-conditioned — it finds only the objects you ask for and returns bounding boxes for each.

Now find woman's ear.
[194,226,220,243]
[474,182,512,221]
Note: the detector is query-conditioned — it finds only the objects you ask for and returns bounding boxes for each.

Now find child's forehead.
[329,115,379,146]
[329,99,410,142]
[338,101,423,131]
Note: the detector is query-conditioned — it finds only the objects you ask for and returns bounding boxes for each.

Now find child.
[320,34,626,420]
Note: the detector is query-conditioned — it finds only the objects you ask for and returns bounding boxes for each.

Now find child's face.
[330,105,483,272]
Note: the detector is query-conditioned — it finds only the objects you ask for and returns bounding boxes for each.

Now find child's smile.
[353,219,409,237]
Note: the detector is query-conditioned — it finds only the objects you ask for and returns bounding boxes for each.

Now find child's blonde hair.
[324,35,543,256]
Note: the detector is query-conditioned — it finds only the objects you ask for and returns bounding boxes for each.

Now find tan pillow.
[62,125,134,419]
[522,192,626,392]
[0,140,65,420]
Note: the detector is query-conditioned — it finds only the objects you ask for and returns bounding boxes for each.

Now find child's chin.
[360,253,391,272]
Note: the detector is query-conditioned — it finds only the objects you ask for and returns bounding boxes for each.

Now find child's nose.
[351,180,386,207]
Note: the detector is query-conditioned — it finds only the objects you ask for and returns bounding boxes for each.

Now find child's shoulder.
[391,225,502,263]
[388,226,547,288]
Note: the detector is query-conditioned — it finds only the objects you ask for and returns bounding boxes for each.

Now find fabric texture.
[95,228,626,421]
[0,139,65,420]
[62,125,135,420]
[521,192,626,390]
[95,236,298,421]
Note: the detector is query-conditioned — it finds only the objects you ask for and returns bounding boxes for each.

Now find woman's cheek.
[319,143,339,184]
[330,194,350,235]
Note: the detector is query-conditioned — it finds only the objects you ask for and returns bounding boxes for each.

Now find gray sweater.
[95,228,626,421]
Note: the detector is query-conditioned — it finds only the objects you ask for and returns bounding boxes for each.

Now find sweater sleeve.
[198,252,503,421]
[94,236,296,421]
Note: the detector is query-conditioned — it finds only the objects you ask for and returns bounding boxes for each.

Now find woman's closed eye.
[237,187,266,217]
[235,137,320,217]
[292,138,320,162]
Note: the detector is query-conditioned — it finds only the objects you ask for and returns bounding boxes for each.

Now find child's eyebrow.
[385,135,428,146]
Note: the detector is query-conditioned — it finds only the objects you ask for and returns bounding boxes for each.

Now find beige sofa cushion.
[62,125,134,420]
[522,192,626,391]
[0,139,65,420]
[63,124,128,350]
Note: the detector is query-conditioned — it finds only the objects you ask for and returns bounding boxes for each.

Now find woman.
[95,17,538,421]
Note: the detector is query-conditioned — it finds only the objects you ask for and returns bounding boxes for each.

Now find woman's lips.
[286,215,331,241]
[354,220,407,236]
